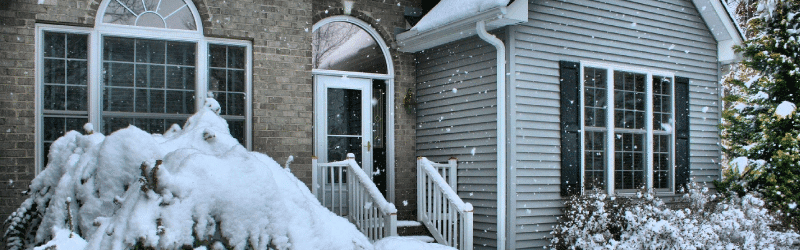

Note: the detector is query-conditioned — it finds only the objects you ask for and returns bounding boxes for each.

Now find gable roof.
[397,0,745,63]
[693,0,745,63]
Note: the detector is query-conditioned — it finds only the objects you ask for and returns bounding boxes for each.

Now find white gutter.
[476,20,506,250]
[396,0,527,53]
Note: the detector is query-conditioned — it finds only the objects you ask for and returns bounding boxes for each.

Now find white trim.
[312,15,396,203]
[579,61,676,195]
[312,69,393,80]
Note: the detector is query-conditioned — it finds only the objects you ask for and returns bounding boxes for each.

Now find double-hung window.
[580,62,675,194]
[36,0,252,173]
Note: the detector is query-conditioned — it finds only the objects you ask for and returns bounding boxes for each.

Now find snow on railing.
[417,157,473,250]
[312,153,397,241]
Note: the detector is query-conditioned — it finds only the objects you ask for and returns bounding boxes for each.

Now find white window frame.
[579,61,675,195]
[35,0,252,173]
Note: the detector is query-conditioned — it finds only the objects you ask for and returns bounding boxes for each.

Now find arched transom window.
[103,0,197,30]
[312,20,389,75]
[35,0,252,172]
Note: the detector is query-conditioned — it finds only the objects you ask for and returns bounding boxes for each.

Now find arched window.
[102,0,197,30]
[312,21,387,74]
[35,0,252,172]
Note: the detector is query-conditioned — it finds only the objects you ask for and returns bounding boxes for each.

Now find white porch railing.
[312,153,397,241]
[417,157,473,250]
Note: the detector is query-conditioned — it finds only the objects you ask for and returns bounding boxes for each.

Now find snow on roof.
[411,0,510,32]
[7,98,375,250]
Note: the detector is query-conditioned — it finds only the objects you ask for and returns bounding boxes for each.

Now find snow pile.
[33,227,87,250]
[411,0,509,32]
[775,101,795,119]
[374,237,455,250]
[551,183,800,249]
[3,98,373,250]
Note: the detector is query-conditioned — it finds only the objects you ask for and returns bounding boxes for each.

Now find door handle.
[365,141,371,151]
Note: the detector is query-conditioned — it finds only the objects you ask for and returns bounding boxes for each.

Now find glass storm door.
[315,75,373,176]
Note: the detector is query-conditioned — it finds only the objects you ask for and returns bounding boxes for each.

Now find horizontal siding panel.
[418,110,497,124]
[514,26,716,66]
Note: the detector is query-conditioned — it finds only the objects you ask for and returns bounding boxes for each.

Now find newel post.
[448,157,458,191]
[312,156,318,196]
[417,157,424,222]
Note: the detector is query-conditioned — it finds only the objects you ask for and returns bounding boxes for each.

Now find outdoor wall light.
[343,1,354,15]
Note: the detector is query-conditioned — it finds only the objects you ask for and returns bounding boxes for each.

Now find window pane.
[614,132,645,190]
[136,39,166,64]
[228,120,245,145]
[584,131,605,190]
[614,71,646,129]
[654,134,671,189]
[66,33,88,59]
[104,37,135,62]
[44,85,65,111]
[67,61,87,86]
[44,59,65,84]
[584,67,606,127]
[312,21,388,74]
[43,117,87,167]
[66,86,87,111]
[209,45,226,68]
[167,41,196,65]
[208,44,247,117]
[103,0,137,25]
[44,32,65,58]
[104,63,134,87]
[654,76,672,131]
[164,6,197,30]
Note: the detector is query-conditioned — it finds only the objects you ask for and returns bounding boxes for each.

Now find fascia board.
[693,0,745,63]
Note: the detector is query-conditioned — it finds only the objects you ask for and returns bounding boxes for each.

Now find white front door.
[314,75,373,176]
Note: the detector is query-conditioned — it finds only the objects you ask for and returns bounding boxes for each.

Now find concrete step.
[397,220,432,237]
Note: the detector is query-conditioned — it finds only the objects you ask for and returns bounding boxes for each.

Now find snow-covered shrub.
[551,183,800,249]
[2,98,374,250]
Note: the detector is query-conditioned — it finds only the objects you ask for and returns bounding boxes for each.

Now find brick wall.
[0,0,420,222]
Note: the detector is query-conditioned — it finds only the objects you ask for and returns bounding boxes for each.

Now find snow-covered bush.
[550,183,800,249]
[2,98,374,250]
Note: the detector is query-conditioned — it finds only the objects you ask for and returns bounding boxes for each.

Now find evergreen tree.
[718,0,800,229]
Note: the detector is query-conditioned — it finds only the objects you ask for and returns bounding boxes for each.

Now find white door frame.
[314,75,373,175]
[312,15,395,203]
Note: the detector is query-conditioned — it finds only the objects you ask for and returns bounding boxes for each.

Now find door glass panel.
[327,88,361,135]
[327,88,363,166]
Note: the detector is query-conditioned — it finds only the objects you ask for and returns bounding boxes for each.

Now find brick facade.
[0,0,419,222]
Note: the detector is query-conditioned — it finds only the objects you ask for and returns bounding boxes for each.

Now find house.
[0,0,742,249]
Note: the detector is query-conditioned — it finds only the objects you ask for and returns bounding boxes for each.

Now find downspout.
[476,20,506,250]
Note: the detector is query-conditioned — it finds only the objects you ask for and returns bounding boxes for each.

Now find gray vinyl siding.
[415,33,502,250]
[509,0,721,248]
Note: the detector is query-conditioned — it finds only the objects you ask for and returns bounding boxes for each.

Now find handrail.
[417,157,473,250]
[313,153,397,241]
